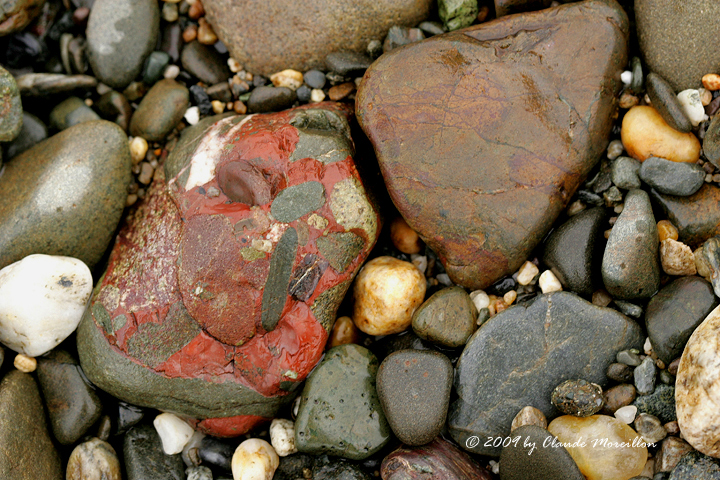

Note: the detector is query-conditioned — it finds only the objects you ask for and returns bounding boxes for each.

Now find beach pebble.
[67,438,121,480]
[639,156,705,197]
[352,256,426,335]
[551,379,604,417]
[326,316,361,349]
[634,413,667,444]
[269,419,297,457]
[695,236,720,297]
[607,139,625,160]
[655,437,693,473]
[270,69,303,90]
[614,405,638,424]
[510,406,547,431]
[657,220,679,241]
[612,156,642,189]
[603,384,636,415]
[645,72,692,133]
[14,353,36,373]
[412,287,477,348]
[231,438,279,480]
[633,383,677,424]
[677,89,708,126]
[660,239,697,276]
[516,261,539,285]
[499,425,584,480]
[390,217,423,254]
[153,413,195,455]
[539,270,562,293]
[438,0,478,30]
[186,466,213,480]
[0,254,92,357]
[621,106,701,163]
[635,357,657,395]
[129,79,189,141]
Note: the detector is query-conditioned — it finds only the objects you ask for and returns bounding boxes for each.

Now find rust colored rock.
[381,438,492,480]
[356,0,628,289]
[78,104,380,437]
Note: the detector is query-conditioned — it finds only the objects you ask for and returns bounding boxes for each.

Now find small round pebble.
[231,438,279,480]
[551,379,604,417]
[516,260,539,285]
[14,353,36,373]
[67,437,121,480]
[606,139,624,160]
[269,419,297,457]
[657,220,679,241]
[129,136,148,164]
[510,405,547,431]
[153,412,195,455]
[310,88,326,103]
[677,89,708,126]
[469,290,490,311]
[634,357,657,395]
[615,405,638,424]
[634,413,667,444]
[539,270,562,293]
[303,69,326,89]
[390,216,423,254]
[703,73,720,91]
[184,106,200,125]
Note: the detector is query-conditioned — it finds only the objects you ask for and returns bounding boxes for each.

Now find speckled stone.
[668,451,720,480]
[705,114,720,168]
[551,379,604,417]
[438,0,478,31]
[313,455,371,480]
[67,438,121,480]
[601,384,636,415]
[411,286,477,348]
[632,384,676,424]
[696,236,720,297]
[0,65,22,142]
[639,157,705,197]
[499,425,584,480]
[124,425,184,480]
[381,438,491,480]
[0,120,131,270]
[129,79,189,141]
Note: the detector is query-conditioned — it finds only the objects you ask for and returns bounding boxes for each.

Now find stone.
[67,438,121,480]
[247,86,297,113]
[0,121,131,270]
[495,0,552,17]
[621,106,701,163]
[615,405,638,424]
[381,438,491,480]
[3,112,46,160]
[612,156,642,190]
[677,89,707,126]
[326,315,361,349]
[608,362,634,383]
[382,26,425,53]
[438,0,478,31]
[154,413,195,455]
[37,350,103,445]
[633,384,676,424]
[0,0,44,36]
[231,438,279,480]
[376,350,453,445]
[353,256,426,336]
[313,455,371,480]
[14,73,97,96]
[655,437,694,473]
[129,79,189,141]
[325,52,372,77]
[356,0,628,289]
[551,379,604,417]
[510,406,547,431]
[705,114,720,168]
[411,287,477,348]
[601,189,660,299]
[660,239,697,276]
[49,96,100,130]
[634,413,667,444]
[390,216,423,254]
[181,41,231,85]
[645,73,693,133]
[117,402,145,434]
[0,65,22,142]
[499,425,584,480]
[304,70,326,90]
[197,436,234,471]
[650,185,720,248]
[86,0,159,89]
[696,236,720,296]
[668,451,720,479]
[635,357,657,395]
[618,350,642,367]
[639,157,705,197]
[124,425,185,480]
[542,207,606,296]
[645,276,718,363]
[186,466,213,480]
[294,344,390,460]
[78,105,379,437]
[96,91,132,132]
[449,291,643,455]
[636,0,720,91]
[548,415,648,480]
[204,0,432,75]
[270,419,297,457]
[143,51,171,85]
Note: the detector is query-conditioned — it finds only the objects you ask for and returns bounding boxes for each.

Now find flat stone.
[129,79,189,141]
[247,86,297,113]
[3,112,47,160]
[0,120,131,270]
[411,286,477,348]
[376,350,453,445]
[632,384,676,424]
[383,26,425,53]
[15,73,97,96]
[449,291,643,456]
[612,156,642,190]
[650,184,720,248]
[704,114,720,168]
[124,425,184,480]
[381,438,492,480]
[668,451,720,480]
[180,41,230,85]
[356,0,628,289]
[203,0,433,75]
[645,73,692,133]
[325,52,372,77]
[499,425,584,480]
[0,65,22,142]
[86,0,159,89]
[639,156,705,197]
[601,189,660,299]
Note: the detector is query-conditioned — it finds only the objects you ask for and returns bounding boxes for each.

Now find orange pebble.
[327,316,362,349]
[702,73,720,91]
[390,217,423,254]
[657,220,678,242]
[182,24,198,43]
[188,0,205,19]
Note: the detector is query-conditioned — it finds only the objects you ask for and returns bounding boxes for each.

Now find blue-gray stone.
[639,156,705,197]
[271,182,325,223]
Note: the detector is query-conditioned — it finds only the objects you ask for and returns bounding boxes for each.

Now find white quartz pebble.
[232,438,279,480]
[310,89,326,103]
[538,270,562,293]
[184,106,200,125]
[614,405,638,424]
[153,413,195,455]
[0,254,92,357]
[269,418,297,457]
[469,290,490,311]
[516,261,539,286]
[677,89,709,126]
[606,139,625,160]
[621,71,633,85]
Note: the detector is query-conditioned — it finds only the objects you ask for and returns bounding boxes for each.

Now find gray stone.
[313,455,372,480]
[645,73,692,133]
[0,65,22,142]
[601,189,660,299]
[695,236,720,297]
[67,438,121,480]
[124,425,184,480]
[449,291,643,456]
[634,357,657,395]
[15,73,98,96]
[668,451,720,480]
[304,70,326,89]
[325,52,372,77]
[499,425,584,480]
[86,0,159,89]
[411,286,477,348]
[129,79,189,141]
[181,41,231,85]
[607,362,634,383]
[96,90,132,132]
[438,0,478,31]
[142,51,170,85]
[3,112,47,160]
[612,156,642,190]
[615,300,643,319]
[639,156,705,197]
[261,227,298,332]
[49,96,100,130]
[418,21,446,36]
[633,384,676,424]
[271,182,326,223]
[705,113,720,168]
[649,185,720,248]
[247,86,297,113]
[617,349,642,367]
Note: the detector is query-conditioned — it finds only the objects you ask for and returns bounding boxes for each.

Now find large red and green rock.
[78,104,380,437]
[356,0,628,289]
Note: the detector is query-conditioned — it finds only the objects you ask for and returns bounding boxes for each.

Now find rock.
[0,255,92,357]
[0,371,62,480]
[313,455,371,480]
[86,0,159,89]
[449,291,643,455]
[96,90,133,132]
[411,287,477,348]
[614,405,638,424]
[117,402,145,434]
[376,349,453,445]
[143,51,170,85]
[180,41,231,85]
[270,70,304,91]
[542,207,606,296]
[645,276,718,363]
[621,106,701,163]
[153,413,194,455]
[270,418,297,457]
[418,21,447,36]
[186,466,213,480]
[0,121,131,270]
[548,415,647,480]
[49,96,100,130]
[633,384,676,424]
[634,413,667,444]
[36,350,102,445]
[655,437,694,473]
[78,105,379,437]
[650,185,720,248]
[326,315,361,349]
[608,362,635,383]
[381,438,491,480]
[551,379,604,417]
[203,0,432,75]
[3,112,46,160]
[705,114,720,168]
[304,70,326,90]
[645,73,693,133]
[129,79,189,141]
[274,454,315,480]
[356,0,628,289]
[495,0,552,17]
[232,438,279,480]
[510,406,547,431]
[602,384,636,415]
[14,73,97,96]
[499,425,584,480]
[124,425,185,480]
[353,256,426,336]
[696,236,720,296]
[0,65,22,142]
[197,436,234,471]
[658,219,680,244]
[639,157,705,197]
[668,451,720,480]
[618,350,643,367]
[383,26,425,53]
[677,89,707,126]
[612,156,642,190]
[601,189,660,299]
[636,0,720,91]
[325,52,372,77]
[0,0,44,36]
[295,344,390,459]
[67,438,121,480]
[660,239,697,276]
[247,86,297,113]
[390,216,423,254]
[634,357,657,395]
[438,0,478,31]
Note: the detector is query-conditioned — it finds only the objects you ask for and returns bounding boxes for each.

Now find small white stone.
[621,71,633,85]
[231,438,279,480]
[410,254,427,275]
[184,106,200,126]
[436,273,452,286]
[489,459,500,474]
[269,419,297,457]
[162,2,178,22]
[310,89,326,103]
[181,430,206,467]
[228,57,243,73]
[606,139,624,160]
[129,136,148,165]
[153,413,195,455]
[538,270,562,293]
[469,290,490,311]
[516,261,539,286]
[644,337,653,355]
[13,353,36,373]
[163,64,180,80]
[677,89,709,127]
[270,69,303,90]
[615,405,638,424]
[0,254,92,357]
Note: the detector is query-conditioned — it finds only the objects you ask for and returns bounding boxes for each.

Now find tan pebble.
[640,458,655,478]
[619,91,639,109]
[233,101,247,115]
[655,436,692,473]
[326,316,361,349]
[621,106,701,163]
[613,203,624,214]
[516,261,539,286]
[656,358,665,370]
[270,69,303,91]
[129,137,148,165]
[477,5,489,22]
[668,357,681,376]
[126,194,138,207]
[211,100,225,115]
[228,57,242,73]
[657,220,678,242]
[702,73,720,91]
[614,405,637,424]
[138,162,154,185]
[592,289,613,307]
[469,290,489,311]
[538,270,562,293]
[310,89,326,103]
[604,228,612,239]
[699,87,713,106]
[660,239,697,276]
[606,139,624,160]
[503,290,517,305]
[328,82,355,101]
[493,298,508,314]
[231,438,279,480]
[197,18,217,45]
[14,353,36,373]
[566,200,586,216]
[706,173,715,183]
[390,217,423,254]
[510,406,547,432]
[352,256,426,335]
[664,421,680,435]
[182,24,197,43]
[188,0,205,19]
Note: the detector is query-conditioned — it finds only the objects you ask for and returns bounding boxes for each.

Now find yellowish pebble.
[503,290,517,305]
[197,18,218,45]
[538,270,562,293]
[129,137,148,165]
[660,239,696,276]
[510,406,547,431]
[270,69,303,91]
[231,438,279,480]
[389,216,423,254]
[326,316,361,349]
[211,100,225,114]
[310,88,325,103]
[657,220,678,242]
[516,261,539,286]
[14,353,36,373]
[621,106,700,163]
[702,73,720,91]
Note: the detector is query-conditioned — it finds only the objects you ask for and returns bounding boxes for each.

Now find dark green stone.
[411,286,477,348]
[271,182,326,223]
[311,279,352,332]
[261,227,298,332]
[124,425,184,480]
[316,232,364,272]
[633,384,676,424]
[0,65,22,142]
[129,79,189,141]
[438,0,478,31]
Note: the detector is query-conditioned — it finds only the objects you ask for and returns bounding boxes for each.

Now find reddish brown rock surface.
[356,0,628,289]
[381,438,492,480]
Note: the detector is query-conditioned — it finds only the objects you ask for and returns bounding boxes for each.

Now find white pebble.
[14,353,36,373]
[163,64,180,80]
[232,438,279,480]
[621,71,633,85]
[489,459,500,474]
[153,413,195,455]
[129,136,148,165]
[644,337,653,355]
[677,89,709,126]
[310,88,326,103]
[269,419,297,457]
[228,57,243,73]
[516,261,539,286]
[469,290,490,311]
[614,405,638,424]
[436,273,452,286]
[606,139,624,160]
[181,430,206,467]
[410,254,427,275]
[538,270,562,293]
[270,69,303,90]
[184,106,200,126]
[0,254,92,357]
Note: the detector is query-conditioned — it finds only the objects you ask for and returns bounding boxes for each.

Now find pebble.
[14,353,36,372]
[618,350,642,367]
[129,79,189,141]
[703,74,720,91]
[162,2,179,21]
[310,89,326,103]
[657,220,679,241]
[634,357,657,395]
[538,270,562,293]
[270,69,303,90]
[142,51,171,85]
[547,415,648,480]
[295,85,311,102]
[269,419,297,457]
[615,405,638,424]
[650,185,720,247]
[49,96,101,130]
[3,112,46,160]
[660,239,697,276]
[510,405,548,431]
[154,413,195,455]
[96,90,133,131]
[381,438,491,480]
[352,256,426,336]
[633,384,676,424]
[303,70,326,89]
[0,65,22,142]
[677,89,708,126]
[705,115,720,168]
[695,236,720,296]
[382,26,425,53]
[124,425,185,480]
[551,379,604,417]
[231,439,279,480]
[638,156,705,196]
[500,425,584,480]
[516,261,539,285]
[667,451,720,479]
[197,18,217,45]
[13,73,97,97]
[198,436,234,471]
[326,316,361,349]
[612,156,642,189]
[655,437,693,473]
[186,466,213,480]
[327,82,355,101]
[602,384,636,415]
[117,402,145,434]
[438,0,478,31]
[184,106,200,125]
[608,362,635,383]
[411,286,477,348]
[634,413,667,444]
[325,52,372,77]
[181,41,231,85]
[607,139,625,160]
[390,216,423,254]
[130,136,149,164]
[67,438,121,480]
[621,106,701,163]
[645,72,692,133]
[247,86,297,113]
[0,255,92,357]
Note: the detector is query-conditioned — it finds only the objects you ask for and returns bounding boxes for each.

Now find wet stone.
[117,402,145,434]
[181,41,231,85]
[124,425,185,480]
[696,236,720,297]
[3,112,47,160]
[411,286,477,348]
[247,86,297,113]
[617,350,642,367]
[325,52,372,77]
[650,185,720,248]
[633,384,676,423]
[129,79,189,142]
[668,451,720,480]
[198,436,234,471]
[0,65,22,142]
[49,96,100,130]
[499,425,584,480]
[381,438,491,480]
[639,156,705,197]
[551,379,604,417]
[645,73,693,133]
[612,156,642,190]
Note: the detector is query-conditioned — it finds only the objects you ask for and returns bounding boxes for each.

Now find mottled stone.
[0,0,45,36]
[67,438,121,480]
[632,384,676,424]
[668,451,720,480]
[96,90,132,132]
[0,65,22,142]
[411,286,477,348]
[650,185,720,248]
[499,425,584,480]
[381,438,491,480]
[639,157,705,197]
[705,114,720,168]
[551,379,604,417]
[656,437,693,473]
[634,413,666,444]
[438,0,478,31]
[271,182,326,223]
[356,0,628,289]
[602,384,636,415]
[449,291,643,455]
[635,357,657,395]
[129,79,189,141]
[124,425,184,480]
